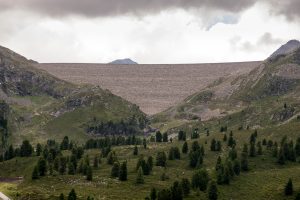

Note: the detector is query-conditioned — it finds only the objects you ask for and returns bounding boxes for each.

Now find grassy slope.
[1,119,300,199]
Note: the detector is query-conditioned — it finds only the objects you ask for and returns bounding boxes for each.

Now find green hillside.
[0,46,147,146]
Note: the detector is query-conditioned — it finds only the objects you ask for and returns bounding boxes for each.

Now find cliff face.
[0,46,74,98]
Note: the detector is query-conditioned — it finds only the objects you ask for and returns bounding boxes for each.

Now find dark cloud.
[0,0,257,17]
[269,0,300,20]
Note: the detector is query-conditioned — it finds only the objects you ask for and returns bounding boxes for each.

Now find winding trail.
[0,192,10,200]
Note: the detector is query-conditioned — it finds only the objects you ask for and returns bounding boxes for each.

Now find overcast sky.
[0,0,299,64]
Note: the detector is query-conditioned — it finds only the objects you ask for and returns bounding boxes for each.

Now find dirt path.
[0,192,10,200]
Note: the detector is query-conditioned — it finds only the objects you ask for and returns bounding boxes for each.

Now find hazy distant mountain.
[269,40,300,60]
[109,58,138,65]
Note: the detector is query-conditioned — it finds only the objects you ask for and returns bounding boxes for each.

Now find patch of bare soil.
[37,62,260,115]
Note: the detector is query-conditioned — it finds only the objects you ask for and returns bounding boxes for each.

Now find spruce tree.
[216,141,222,151]
[181,178,190,197]
[150,188,157,200]
[257,142,262,155]
[93,155,99,169]
[143,138,147,149]
[249,142,256,157]
[68,162,75,175]
[59,156,67,175]
[119,161,127,181]
[106,151,117,165]
[111,162,120,178]
[192,169,209,191]
[208,181,218,200]
[133,146,138,156]
[156,131,162,142]
[36,143,42,156]
[278,148,286,165]
[147,156,153,170]
[215,156,222,171]
[182,142,188,154]
[136,167,144,184]
[38,158,47,176]
[59,193,65,200]
[32,166,39,180]
[170,181,183,200]
[241,152,249,171]
[285,178,293,196]
[223,166,230,185]
[162,132,168,142]
[210,139,216,151]
[86,166,93,181]
[295,138,300,156]
[156,152,167,167]
[233,159,241,176]
[157,189,171,200]
[68,189,77,200]
[295,192,300,200]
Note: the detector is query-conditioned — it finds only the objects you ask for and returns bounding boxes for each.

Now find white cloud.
[0,3,299,64]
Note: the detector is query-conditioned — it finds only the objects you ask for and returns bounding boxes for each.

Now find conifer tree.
[278,148,286,165]
[68,162,75,175]
[162,132,168,142]
[223,166,230,185]
[119,161,127,181]
[285,178,293,196]
[192,169,209,191]
[208,181,218,200]
[147,156,153,170]
[107,151,117,165]
[157,189,171,200]
[215,156,222,171]
[111,162,120,178]
[249,142,256,157]
[38,158,47,176]
[181,178,190,197]
[182,142,188,154]
[295,192,300,200]
[136,167,144,184]
[93,155,99,169]
[133,145,138,156]
[216,141,222,151]
[143,138,147,149]
[257,142,263,155]
[156,131,162,142]
[86,166,93,181]
[233,159,241,176]
[241,152,249,171]
[59,193,65,200]
[170,181,183,200]
[68,189,77,200]
[156,152,167,167]
[59,156,67,175]
[36,143,42,156]
[150,188,157,200]
[32,165,39,180]
[295,138,300,156]
[210,139,216,151]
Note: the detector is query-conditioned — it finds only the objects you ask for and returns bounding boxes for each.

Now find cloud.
[268,0,300,20]
[0,0,257,17]
[258,32,283,45]
[1,0,300,23]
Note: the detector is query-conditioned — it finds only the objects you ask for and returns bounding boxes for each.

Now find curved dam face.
[37,61,260,115]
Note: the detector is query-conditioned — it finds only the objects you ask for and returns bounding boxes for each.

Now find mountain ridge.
[109,58,138,65]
